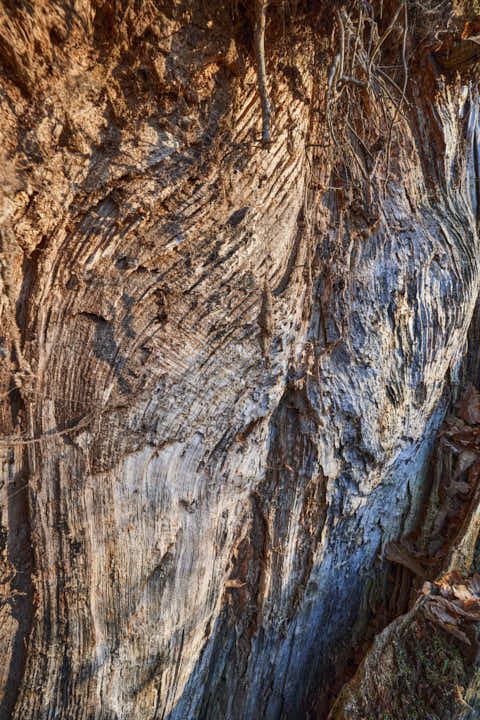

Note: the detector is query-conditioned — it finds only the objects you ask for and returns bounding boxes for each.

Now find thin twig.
[339,76,367,88]
[366,13,376,68]
[385,1,408,179]
[378,67,412,108]
[351,8,364,76]
[254,0,272,144]
[376,75,408,122]
[326,99,342,155]
[328,53,341,91]
[345,120,374,161]
[0,412,96,446]
[345,138,370,181]
[335,9,345,87]
[369,3,403,76]
[5,482,29,501]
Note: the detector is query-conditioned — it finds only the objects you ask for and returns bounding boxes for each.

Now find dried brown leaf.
[443,414,465,430]
[454,449,478,479]
[440,596,480,622]
[463,598,480,612]
[428,599,459,625]
[439,584,454,599]
[458,384,480,425]
[422,581,434,595]
[468,573,480,597]
[470,463,480,484]
[442,570,463,585]
[225,578,246,589]
[450,431,475,445]
[450,479,472,495]
[452,585,474,602]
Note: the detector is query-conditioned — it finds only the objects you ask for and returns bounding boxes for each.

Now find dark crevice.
[15,233,49,347]
[273,206,304,297]
[0,442,34,718]
[0,230,41,717]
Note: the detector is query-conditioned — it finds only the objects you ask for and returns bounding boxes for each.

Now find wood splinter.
[254,0,272,144]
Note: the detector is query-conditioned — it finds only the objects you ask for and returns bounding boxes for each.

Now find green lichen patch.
[328,606,478,720]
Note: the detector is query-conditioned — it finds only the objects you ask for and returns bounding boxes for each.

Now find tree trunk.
[1,1,480,718]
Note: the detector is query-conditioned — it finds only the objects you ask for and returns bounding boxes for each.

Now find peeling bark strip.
[0,1,480,719]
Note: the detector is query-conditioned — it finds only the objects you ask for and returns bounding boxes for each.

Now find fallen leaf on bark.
[463,599,480,612]
[458,384,480,425]
[453,585,474,602]
[439,583,454,599]
[440,570,463,585]
[468,573,480,596]
[225,579,246,588]
[453,449,478,479]
[449,479,472,495]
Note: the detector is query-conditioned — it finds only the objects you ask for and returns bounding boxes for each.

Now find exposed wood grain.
[0,2,479,719]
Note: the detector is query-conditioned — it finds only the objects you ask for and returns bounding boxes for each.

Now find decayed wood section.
[0,1,480,718]
[329,345,480,719]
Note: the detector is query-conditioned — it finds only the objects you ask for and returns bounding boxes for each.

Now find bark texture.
[0,1,480,718]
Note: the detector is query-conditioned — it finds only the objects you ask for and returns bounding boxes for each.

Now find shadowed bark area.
[0,1,480,718]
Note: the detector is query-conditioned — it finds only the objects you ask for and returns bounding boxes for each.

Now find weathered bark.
[0,1,480,718]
